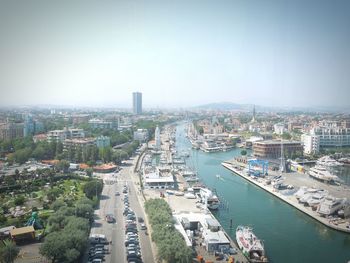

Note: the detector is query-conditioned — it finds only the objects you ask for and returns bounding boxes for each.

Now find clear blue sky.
[0,0,349,108]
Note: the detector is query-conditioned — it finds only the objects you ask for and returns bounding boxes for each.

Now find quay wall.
[222,162,350,234]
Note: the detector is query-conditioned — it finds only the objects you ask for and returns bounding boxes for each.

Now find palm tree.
[0,239,19,263]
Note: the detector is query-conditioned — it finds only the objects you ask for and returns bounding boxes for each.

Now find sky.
[0,0,349,109]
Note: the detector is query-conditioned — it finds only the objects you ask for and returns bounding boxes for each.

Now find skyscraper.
[132,92,142,115]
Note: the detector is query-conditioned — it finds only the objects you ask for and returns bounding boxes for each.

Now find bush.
[14,196,25,206]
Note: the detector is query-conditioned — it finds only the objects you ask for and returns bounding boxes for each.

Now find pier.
[222,161,350,234]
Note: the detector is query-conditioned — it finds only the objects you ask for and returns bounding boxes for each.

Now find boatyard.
[222,159,350,233]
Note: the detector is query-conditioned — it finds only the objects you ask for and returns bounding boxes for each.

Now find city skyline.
[1,1,350,109]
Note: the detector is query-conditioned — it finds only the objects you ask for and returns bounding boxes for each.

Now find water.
[174,123,350,263]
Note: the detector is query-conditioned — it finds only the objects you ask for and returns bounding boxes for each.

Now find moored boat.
[236,226,268,263]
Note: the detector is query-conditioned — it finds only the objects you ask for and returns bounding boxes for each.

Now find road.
[88,156,154,263]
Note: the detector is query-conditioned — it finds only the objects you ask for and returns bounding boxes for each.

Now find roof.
[145,176,174,183]
[10,226,35,236]
[254,140,302,145]
[94,163,117,170]
[203,229,230,244]
[205,218,220,227]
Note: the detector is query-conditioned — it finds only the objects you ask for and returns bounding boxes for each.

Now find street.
[88,157,154,263]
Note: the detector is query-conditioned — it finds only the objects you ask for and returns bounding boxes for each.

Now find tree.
[0,239,20,263]
[14,196,25,206]
[86,168,93,177]
[198,127,204,135]
[56,160,70,173]
[83,180,103,199]
[241,150,247,156]
[51,200,67,212]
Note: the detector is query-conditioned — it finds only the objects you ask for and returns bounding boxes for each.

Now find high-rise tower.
[132,92,142,115]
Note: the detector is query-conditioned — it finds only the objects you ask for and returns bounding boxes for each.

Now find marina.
[174,122,350,263]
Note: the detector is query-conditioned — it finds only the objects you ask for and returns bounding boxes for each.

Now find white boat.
[199,187,220,210]
[236,226,268,263]
[307,191,328,207]
[186,176,200,182]
[308,165,339,183]
[317,196,344,216]
[316,156,343,167]
[184,192,196,199]
[299,188,321,204]
[294,186,309,200]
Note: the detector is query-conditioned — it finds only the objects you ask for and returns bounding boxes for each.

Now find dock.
[222,161,350,234]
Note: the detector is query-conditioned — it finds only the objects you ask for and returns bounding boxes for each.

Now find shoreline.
[222,161,350,234]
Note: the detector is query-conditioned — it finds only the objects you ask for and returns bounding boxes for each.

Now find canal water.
[174,123,350,263]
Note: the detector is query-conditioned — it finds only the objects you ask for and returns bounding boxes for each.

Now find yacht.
[299,188,321,204]
[316,156,342,167]
[236,226,268,263]
[308,165,339,183]
[294,186,308,200]
[307,191,328,207]
[317,196,344,216]
[199,187,220,210]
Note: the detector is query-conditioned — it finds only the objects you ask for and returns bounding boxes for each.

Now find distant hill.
[193,102,350,113]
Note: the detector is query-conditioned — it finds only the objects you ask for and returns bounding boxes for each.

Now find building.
[33,134,47,143]
[274,123,286,135]
[96,136,111,149]
[23,115,44,137]
[253,140,303,159]
[0,122,24,140]
[88,118,114,129]
[63,138,96,150]
[133,129,148,142]
[142,167,175,189]
[132,92,142,115]
[301,134,320,155]
[301,127,350,154]
[47,128,85,143]
[10,226,35,244]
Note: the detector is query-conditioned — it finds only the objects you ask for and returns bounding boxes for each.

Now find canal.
[175,122,350,263]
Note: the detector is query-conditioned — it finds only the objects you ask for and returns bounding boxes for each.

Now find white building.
[133,129,148,142]
[302,127,350,154]
[301,134,320,155]
[274,123,285,135]
[142,167,175,189]
[47,128,85,143]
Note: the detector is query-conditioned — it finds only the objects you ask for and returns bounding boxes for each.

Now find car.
[123,189,127,193]
[125,240,139,247]
[126,254,141,262]
[126,223,137,228]
[125,228,138,234]
[140,223,147,230]
[115,191,120,196]
[127,215,136,221]
[93,244,106,248]
[137,217,144,223]
[127,258,143,263]
[106,214,115,223]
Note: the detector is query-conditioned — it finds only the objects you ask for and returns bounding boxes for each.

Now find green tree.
[83,180,103,199]
[56,160,70,173]
[14,196,25,206]
[0,239,20,263]
[86,168,93,177]
[241,149,247,156]
[51,200,67,212]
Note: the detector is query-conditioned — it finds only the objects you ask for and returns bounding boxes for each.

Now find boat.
[236,226,268,263]
[306,190,328,207]
[316,156,343,167]
[185,176,200,182]
[199,187,220,210]
[317,196,344,216]
[308,165,339,183]
[184,192,196,199]
[294,186,308,200]
[299,188,320,204]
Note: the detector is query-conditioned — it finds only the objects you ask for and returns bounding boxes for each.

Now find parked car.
[137,217,144,223]
[140,223,147,230]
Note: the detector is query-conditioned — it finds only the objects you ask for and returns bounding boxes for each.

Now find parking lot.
[87,158,154,263]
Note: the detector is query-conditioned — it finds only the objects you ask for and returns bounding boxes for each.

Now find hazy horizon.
[1,0,350,109]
